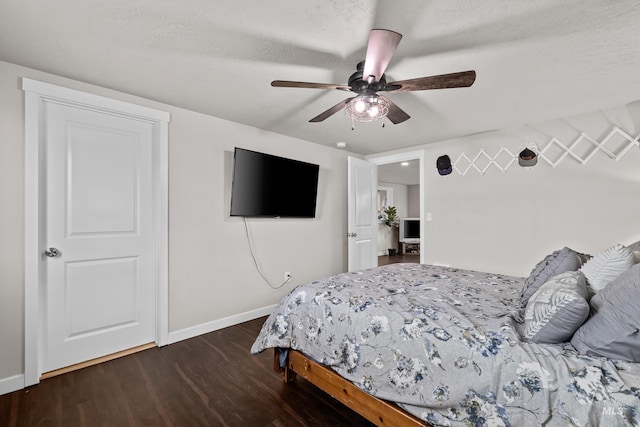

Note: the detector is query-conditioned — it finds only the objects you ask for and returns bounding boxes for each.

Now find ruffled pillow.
[520,247,586,310]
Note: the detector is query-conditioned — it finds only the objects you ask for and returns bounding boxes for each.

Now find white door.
[42,102,156,373]
[347,157,378,272]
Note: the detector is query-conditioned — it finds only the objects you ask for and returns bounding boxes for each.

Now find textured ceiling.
[2,0,640,155]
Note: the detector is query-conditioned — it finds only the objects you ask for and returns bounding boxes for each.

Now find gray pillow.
[520,247,585,310]
[524,271,589,343]
[628,240,640,252]
[571,263,640,362]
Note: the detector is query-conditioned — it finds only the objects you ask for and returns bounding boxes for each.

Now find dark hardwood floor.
[377,254,420,266]
[1,317,374,427]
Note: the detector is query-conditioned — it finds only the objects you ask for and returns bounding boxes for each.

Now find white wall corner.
[166,305,277,345]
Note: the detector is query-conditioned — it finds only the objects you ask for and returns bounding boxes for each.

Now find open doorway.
[367,150,424,265]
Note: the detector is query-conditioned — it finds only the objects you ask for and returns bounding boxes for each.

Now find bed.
[251,244,640,426]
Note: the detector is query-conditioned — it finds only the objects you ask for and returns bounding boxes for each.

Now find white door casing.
[23,79,169,385]
[368,150,425,265]
[347,157,377,272]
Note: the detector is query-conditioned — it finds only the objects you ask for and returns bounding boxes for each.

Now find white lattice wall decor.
[451,126,640,177]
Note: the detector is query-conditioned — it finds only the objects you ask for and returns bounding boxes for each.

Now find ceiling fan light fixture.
[272,29,475,125]
[345,94,389,122]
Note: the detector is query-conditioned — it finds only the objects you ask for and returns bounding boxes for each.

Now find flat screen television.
[399,218,420,243]
[230,148,320,218]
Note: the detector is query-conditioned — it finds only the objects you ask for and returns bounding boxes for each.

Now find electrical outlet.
[284,271,292,282]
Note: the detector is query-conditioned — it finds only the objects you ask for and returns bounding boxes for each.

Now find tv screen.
[230,148,319,218]
[399,218,420,243]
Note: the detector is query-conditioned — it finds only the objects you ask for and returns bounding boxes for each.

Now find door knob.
[45,247,61,258]
[345,232,357,238]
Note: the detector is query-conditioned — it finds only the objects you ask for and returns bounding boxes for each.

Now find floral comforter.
[251,263,640,426]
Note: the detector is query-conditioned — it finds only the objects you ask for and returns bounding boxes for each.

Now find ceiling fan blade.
[272,80,351,91]
[362,29,403,83]
[386,70,476,92]
[309,97,355,122]
[379,96,410,124]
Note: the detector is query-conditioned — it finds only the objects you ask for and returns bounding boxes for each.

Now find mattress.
[251,263,640,426]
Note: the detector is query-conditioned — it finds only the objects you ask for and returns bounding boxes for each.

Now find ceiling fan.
[271,29,476,125]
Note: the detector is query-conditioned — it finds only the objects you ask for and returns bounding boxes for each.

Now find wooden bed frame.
[274,348,430,427]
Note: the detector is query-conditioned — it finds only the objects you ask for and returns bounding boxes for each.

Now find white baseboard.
[0,306,276,395]
[166,304,277,345]
[0,374,25,396]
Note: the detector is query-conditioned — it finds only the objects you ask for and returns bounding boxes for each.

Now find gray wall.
[0,60,354,384]
[371,104,640,276]
[3,56,640,389]
[408,185,420,218]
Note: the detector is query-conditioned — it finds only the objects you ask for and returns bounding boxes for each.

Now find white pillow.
[579,244,637,294]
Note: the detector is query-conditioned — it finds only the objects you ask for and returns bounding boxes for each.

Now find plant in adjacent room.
[382,206,399,255]
[383,206,399,228]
